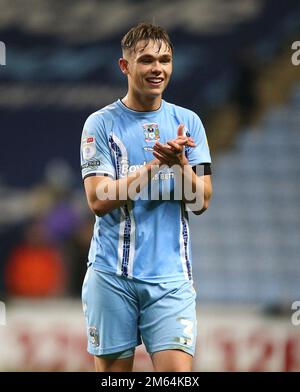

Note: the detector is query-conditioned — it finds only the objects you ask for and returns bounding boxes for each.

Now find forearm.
[177,164,212,214]
[90,159,160,216]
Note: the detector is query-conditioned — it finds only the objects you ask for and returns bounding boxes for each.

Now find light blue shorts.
[82,267,197,359]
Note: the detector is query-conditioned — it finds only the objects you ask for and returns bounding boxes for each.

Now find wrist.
[145,158,161,173]
[180,156,189,167]
[147,158,160,167]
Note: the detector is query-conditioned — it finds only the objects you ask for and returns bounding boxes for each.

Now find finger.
[171,138,196,148]
[177,135,194,142]
[153,147,178,163]
[155,142,173,152]
[153,151,172,166]
[177,124,185,137]
[167,140,182,151]
[172,138,188,146]
[175,136,195,144]
[186,140,196,147]
[155,141,168,148]
[154,144,176,158]
[176,134,195,146]
[152,150,164,160]
[173,136,195,143]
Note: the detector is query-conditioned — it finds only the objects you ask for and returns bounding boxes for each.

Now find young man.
[80,23,212,372]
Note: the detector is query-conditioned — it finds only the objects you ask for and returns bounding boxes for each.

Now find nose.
[151,61,162,75]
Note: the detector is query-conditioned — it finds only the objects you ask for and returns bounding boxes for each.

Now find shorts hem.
[148,344,194,357]
[87,341,140,357]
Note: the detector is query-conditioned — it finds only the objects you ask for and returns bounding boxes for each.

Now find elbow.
[89,201,107,217]
[193,182,213,215]
[193,197,211,216]
[92,208,105,217]
[203,198,210,211]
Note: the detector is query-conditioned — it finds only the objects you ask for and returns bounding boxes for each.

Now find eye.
[141,59,152,64]
[138,57,153,64]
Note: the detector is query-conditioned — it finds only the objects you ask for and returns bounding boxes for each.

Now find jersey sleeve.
[80,113,116,180]
[185,113,211,167]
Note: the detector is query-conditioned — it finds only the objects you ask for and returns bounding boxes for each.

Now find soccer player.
[80,22,212,372]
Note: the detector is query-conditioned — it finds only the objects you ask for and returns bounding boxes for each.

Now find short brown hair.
[121,22,173,54]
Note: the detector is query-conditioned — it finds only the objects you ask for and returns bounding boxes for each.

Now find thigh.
[82,268,141,357]
[94,351,135,372]
[151,349,193,372]
[139,280,197,357]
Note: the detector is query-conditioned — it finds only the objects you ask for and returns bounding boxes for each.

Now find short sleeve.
[185,113,211,167]
[80,113,116,180]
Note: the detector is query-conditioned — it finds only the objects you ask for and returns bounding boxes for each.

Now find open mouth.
[146,77,164,86]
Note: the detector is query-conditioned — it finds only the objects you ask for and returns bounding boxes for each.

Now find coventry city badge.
[143,123,160,151]
[143,123,160,142]
[88,326,100,347]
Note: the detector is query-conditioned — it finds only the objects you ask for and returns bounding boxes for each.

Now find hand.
[153,124,195,167]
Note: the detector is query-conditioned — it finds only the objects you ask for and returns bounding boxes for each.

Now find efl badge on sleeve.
[82,136,96,160]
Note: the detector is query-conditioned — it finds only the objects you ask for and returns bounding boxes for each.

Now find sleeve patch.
[81,160,101,170]
[82,141,96,160]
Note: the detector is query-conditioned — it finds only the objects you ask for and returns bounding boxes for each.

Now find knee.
[153,363,192,372]
[94,355,134,372]
[151,349,193,372]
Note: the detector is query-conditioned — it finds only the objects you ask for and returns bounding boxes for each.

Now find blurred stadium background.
[0,0,300,371]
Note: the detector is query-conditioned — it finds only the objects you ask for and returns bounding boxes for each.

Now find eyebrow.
[137,54,172,61]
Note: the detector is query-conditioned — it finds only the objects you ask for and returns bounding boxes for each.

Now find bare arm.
[180,168,212,215]
[84,132,195,217]
[84,159,160,217]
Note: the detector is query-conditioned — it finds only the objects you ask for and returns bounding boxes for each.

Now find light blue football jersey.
[80,99,211,283]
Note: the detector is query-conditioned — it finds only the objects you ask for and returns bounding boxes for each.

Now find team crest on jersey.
[88,326,99,347]
[143,123,160,142]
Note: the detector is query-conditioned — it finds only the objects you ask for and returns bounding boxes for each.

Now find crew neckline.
[117,98,165,115]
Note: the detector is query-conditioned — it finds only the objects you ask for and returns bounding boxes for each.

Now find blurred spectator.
[4,219,66,297]
[43,158,81,243]
[45,200,80,244]
[65,215,94,297]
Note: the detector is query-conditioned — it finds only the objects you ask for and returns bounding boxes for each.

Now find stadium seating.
[191,84,300,304]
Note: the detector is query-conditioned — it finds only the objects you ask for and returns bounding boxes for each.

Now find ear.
[119,58,129,75]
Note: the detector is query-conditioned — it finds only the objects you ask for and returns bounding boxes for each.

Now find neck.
[122,91,162,112]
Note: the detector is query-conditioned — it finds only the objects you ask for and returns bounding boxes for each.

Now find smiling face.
[119,39,173,101]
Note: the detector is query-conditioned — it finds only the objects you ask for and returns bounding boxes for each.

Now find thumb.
[177,124,185,137]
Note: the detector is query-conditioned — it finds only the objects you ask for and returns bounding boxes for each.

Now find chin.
[145,92,163,99]
[146,87,165,96]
